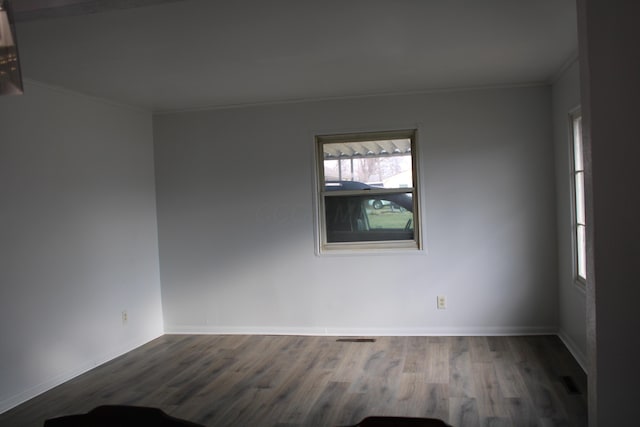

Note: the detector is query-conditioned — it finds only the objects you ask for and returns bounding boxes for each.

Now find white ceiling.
[13,0,578,112]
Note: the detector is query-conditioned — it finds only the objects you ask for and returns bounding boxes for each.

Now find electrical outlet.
[437,296,447,310]
[122,310,128,325]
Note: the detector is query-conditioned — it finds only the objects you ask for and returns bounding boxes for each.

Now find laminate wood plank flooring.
[0,335,587,427]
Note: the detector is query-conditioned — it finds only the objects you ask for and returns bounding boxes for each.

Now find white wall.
[154,86,558,335]
[551,60,587,370]
[0,82,164,413]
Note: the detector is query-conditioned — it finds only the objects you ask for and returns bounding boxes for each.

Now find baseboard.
[557,329,588,373]
[0,332,163,415]
[164,324,558,336]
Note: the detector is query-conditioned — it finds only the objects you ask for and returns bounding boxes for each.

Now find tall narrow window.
[316,129,421,253]
[571,112,587,283]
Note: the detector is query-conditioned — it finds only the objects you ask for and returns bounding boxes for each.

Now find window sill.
[318,240,424,256]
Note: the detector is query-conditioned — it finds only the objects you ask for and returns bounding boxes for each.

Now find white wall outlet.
[437,296,447,310]
[122,310,128,325]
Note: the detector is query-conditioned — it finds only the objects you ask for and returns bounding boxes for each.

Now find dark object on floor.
[344,416,451,427]
[43,405,204,427]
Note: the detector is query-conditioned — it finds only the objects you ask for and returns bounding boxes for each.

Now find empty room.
[1,0,638,426]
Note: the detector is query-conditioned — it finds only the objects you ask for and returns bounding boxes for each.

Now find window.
[316,129,421,253]
[570,111,587,283]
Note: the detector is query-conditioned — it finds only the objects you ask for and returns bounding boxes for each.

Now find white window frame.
[570,109,587,286]
[314,129,422,254]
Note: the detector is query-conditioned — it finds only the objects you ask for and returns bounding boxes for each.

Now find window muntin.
[571,113,587,283]
[316,130,420,252]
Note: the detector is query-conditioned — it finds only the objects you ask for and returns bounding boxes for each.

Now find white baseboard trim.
[163,324,558,336]
[557,329,587,373]
[0,333,163,415]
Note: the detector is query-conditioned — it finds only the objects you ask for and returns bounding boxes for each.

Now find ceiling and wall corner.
[12,0,578,112]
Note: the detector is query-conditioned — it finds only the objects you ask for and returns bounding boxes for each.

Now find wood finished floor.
[0,335,587,427]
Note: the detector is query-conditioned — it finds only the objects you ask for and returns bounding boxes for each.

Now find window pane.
[573,116,584,171]
[324,193,414,243]
[317,130,420,252]
[577,224,587,280]
[575,171,585,224]
[322,139,413,188]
